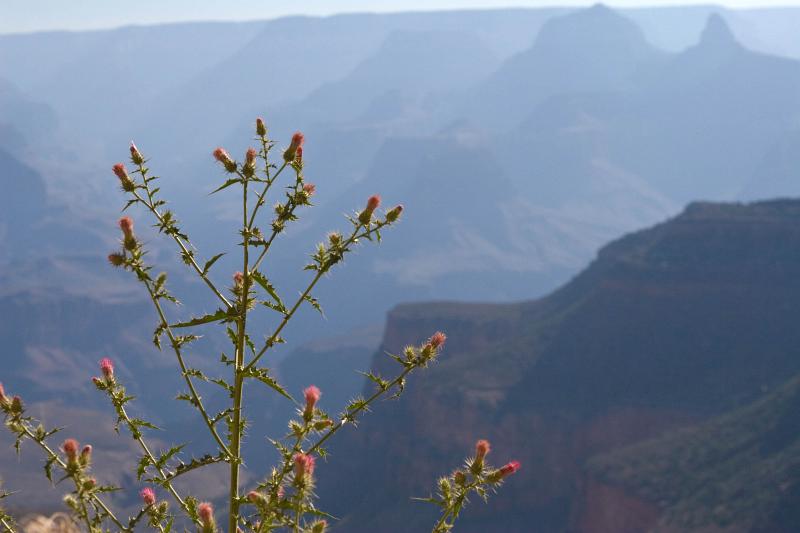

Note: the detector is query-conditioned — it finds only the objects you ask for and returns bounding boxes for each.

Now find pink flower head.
[367,195,381,212]
[296,146,304,164]
[213,147,236,172]
[245,147,257,167]
[130,142,144,165]
[283,131,305,162]
[293,453,316,479]
[197,502,214,527]
[475,439,491,462]
[498,461,521,478]
[63,438,79,462]
[303,385,321,419]
[118,216,134,237]
[140,487,156,506]
[233,271,244,287]
[100,358,114,380]
[80,444,92,464]
[302,183,316,196]
[112,163,128,181]
[247,490,266,505]
[429,331,447,350]
[256,117,267,136]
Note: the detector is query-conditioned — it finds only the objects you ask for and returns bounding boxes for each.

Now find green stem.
[141,275,233,457]
[118,404,191,517]
[248,161,287,229]
[133,172,233,310]
[229,171,251,532]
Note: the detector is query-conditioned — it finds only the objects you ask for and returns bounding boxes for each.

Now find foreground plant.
[1,119,518,532]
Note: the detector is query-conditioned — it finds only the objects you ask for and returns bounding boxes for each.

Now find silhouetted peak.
[699,13,740,49]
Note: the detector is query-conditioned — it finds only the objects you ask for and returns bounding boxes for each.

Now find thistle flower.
[243,147,257,177]
[358,194,381,224]
[198,502,215,532]
[256,117,267,137]
[233,271,244,288]
[283,131,304,162]
[303,183,316,196]
[62,439,79,463]
[303,385,321,421]
[213,147,237,173]
[475,439,490,470]
[429,331,447,350]
[107,253,125,267]
[454,471,467,485]
[129,142,144,165]
[113,163,135,191]
[310,520,328,533]
[293,453,316,481]
[99,358,114,383]
[140,487,156,506]
[80,445,92,466]
[82,478,96,490]
[118,216,137,251]
[488,461,521,483]
[386,204,404,223]
[246,490,266,505]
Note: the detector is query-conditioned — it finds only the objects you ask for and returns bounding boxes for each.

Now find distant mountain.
[587,373,800,532]
[315,199,800,532]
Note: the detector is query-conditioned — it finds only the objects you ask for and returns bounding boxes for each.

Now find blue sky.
[2,1,800,34]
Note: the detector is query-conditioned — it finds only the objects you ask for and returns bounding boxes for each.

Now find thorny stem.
[244,220,388,373]
[132,166,233,310]
[247,161,287,229]
[140,275,233,457]
[229,170,251,533]
[17,425,126,531]
[117,404,190,517]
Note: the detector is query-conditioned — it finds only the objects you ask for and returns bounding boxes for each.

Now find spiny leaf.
[210,178,242,194]
[171,308,230,328]
[202,253,225,275]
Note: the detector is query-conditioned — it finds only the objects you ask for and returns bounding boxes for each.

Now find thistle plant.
[1,119,518,532]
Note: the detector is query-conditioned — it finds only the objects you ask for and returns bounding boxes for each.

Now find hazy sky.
[3,0,800,34]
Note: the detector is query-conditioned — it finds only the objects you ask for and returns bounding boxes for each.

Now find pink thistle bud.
[313,419,334,431]
[302,183,315,196]
[233,271,244,288]
[429,331,447,350]
[63,439,79,462]
[454,471,467,485]
[107,253,125,267]
[310,520,328,533]
[283,131,305,162]
[293,453,315,480]
[83,478,96,490]
[112,163,128,181]
[256,117,267,137]
[386,204,403,223]
[245,148,257,166]
[130,142,144,165]
[197,502,215,530]
[247,491,266,505]
[475,439,491,463]
[498,461,521,478]
[92,376,103,387]
[80,445,92,465]
[213,147,237,173]
[118,216,134,237]
[367,195,381,211]
[303,385,321,420]
[140,487,156,506]
[100,358,114,381]
[358,195,382,224]
[113,163,135,191]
